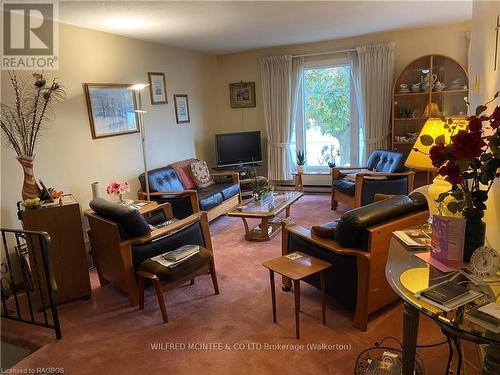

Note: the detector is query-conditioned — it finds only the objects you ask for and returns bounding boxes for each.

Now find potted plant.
[318,144,341,168]
[0,72,65,200]
[296,151,305,174]
[426,93,500,261]
[250,176,274,204]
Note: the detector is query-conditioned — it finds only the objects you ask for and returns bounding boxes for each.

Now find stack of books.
[151,245,200,268]
[415,281,483,311]
[467,302,500,333]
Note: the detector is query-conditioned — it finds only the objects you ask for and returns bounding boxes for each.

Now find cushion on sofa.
[189,160,215,189]
[139,247,212,283]
[216,182,240,200]
[197,188,224,211]
[169,158,197,190]
[89,198,151,240]
[311,220,339,239]
[332,178,355,196]
[139,166,185,193]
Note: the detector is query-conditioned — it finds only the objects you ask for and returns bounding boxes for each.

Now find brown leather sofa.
[282,192,429,331]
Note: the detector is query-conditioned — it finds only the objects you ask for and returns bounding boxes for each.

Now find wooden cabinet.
[20,202,92,306]
[391,55,468,185]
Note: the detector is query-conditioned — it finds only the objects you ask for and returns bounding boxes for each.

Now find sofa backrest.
[335,192,427,250]
[138,166,185,193]
[367,150,407,173]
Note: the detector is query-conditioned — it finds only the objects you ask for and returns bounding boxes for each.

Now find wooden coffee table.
[262,252,332,339]
[227,191,303,241]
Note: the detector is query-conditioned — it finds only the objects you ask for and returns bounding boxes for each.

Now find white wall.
[469,0,500,250]
[1,22,218,230]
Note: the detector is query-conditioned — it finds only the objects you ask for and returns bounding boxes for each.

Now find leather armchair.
[85,198,215,306]
[331,150,415,210]
[282,192,429,331]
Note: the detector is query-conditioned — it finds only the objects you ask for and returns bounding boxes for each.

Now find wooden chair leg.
[138,274,145,310]
[152,278,168,324]
[209,260,220,295]
[331,190,338,210]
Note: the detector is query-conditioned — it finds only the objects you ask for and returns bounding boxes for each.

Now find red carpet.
[2,194,449,374]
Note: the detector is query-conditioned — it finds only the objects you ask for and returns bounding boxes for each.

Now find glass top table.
[386,235,500,374]
[227,191,303,241]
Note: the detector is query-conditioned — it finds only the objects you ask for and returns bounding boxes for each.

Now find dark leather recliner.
[85,198,216,305]
[138,165,241,221]
[282,192,429,331]
[331,150,415,210]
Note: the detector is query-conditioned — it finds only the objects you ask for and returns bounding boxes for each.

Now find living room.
[1,1,499,374]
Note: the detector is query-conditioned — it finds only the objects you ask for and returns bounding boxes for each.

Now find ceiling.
[59,1,473,55]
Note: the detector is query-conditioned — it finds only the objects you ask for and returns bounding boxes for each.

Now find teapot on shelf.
[434,81,446,92]
[420,72,437,92]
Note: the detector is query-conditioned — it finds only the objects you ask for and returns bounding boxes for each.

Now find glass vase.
[462,209,486,262]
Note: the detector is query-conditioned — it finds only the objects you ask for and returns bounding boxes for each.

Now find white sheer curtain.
[348,43,394,163]
[261,55,304,181]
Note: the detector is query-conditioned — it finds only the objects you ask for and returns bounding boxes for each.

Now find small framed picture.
[83,83,139,139]
[174,94,190,124]
[148,72,167,104]
[229,82,256,108]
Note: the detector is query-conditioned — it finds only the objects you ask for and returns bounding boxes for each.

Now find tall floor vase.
[17,155,41,200]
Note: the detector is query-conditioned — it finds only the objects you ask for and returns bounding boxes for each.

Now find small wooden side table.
[262,252,332,339]
[292,171,331,192]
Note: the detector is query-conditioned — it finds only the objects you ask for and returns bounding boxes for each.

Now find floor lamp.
[129,83,150,201]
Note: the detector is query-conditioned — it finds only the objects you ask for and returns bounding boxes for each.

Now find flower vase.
[462,209,486,262]
[118,193,125,204]
[17,155,41,200]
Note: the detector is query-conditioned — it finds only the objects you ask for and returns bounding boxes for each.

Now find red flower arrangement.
[425,93,500,214]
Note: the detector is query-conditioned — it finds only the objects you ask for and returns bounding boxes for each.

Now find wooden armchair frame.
[281,209,428,331]
[86,203,214,306]
[331,167,415,210]
[138,171,241,221]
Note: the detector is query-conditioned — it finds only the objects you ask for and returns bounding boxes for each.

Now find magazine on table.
[415,279,483,312]
[152,245,200,268]
[394,226,432,248]
[467,302,500,333]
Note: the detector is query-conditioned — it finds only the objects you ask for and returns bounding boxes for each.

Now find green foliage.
[303,66,350,136]
[296,150,305,165]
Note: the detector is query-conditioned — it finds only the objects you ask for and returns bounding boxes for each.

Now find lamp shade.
[405,118,468,171]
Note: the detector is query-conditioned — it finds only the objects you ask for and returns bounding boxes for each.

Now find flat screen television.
[215,131,262,167]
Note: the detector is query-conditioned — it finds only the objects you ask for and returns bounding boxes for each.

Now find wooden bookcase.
[391,55,469,185]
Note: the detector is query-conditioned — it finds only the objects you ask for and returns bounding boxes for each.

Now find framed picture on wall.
[229,81,256,108]
[83,83,139,139]
[174,94,190,124]
[147,72,168,104]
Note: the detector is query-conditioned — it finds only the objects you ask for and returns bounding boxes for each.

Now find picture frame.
[147,72,168,104]
[83,83,139,139]
[229,81,256,108]
[174,94,190,124]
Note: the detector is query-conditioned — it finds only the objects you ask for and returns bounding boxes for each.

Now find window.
[292,60,358,170]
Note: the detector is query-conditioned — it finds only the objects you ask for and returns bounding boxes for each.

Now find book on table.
[466,302,500,333]
[416,280,483,311]
[394,227,431,248]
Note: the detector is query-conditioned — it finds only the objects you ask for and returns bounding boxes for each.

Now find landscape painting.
[84,84,139,139]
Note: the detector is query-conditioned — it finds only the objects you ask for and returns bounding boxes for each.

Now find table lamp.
[405,118,468,215]
[128,83,150,200]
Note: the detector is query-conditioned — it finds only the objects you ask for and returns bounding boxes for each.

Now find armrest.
[332,167,369,181]
[364,171,415,178]
[137,190,200,212]
[122,212,205,246]
[211,172,240,184]
[142,202,173,221]
[284,222,369,259]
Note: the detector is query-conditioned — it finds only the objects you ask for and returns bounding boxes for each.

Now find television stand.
[211,164,267,199]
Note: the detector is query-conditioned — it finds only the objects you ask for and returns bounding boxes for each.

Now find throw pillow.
[170,158,197,190]
[189,160,215,189]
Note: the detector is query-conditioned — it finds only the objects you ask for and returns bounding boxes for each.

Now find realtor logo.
[2,1,59,69]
